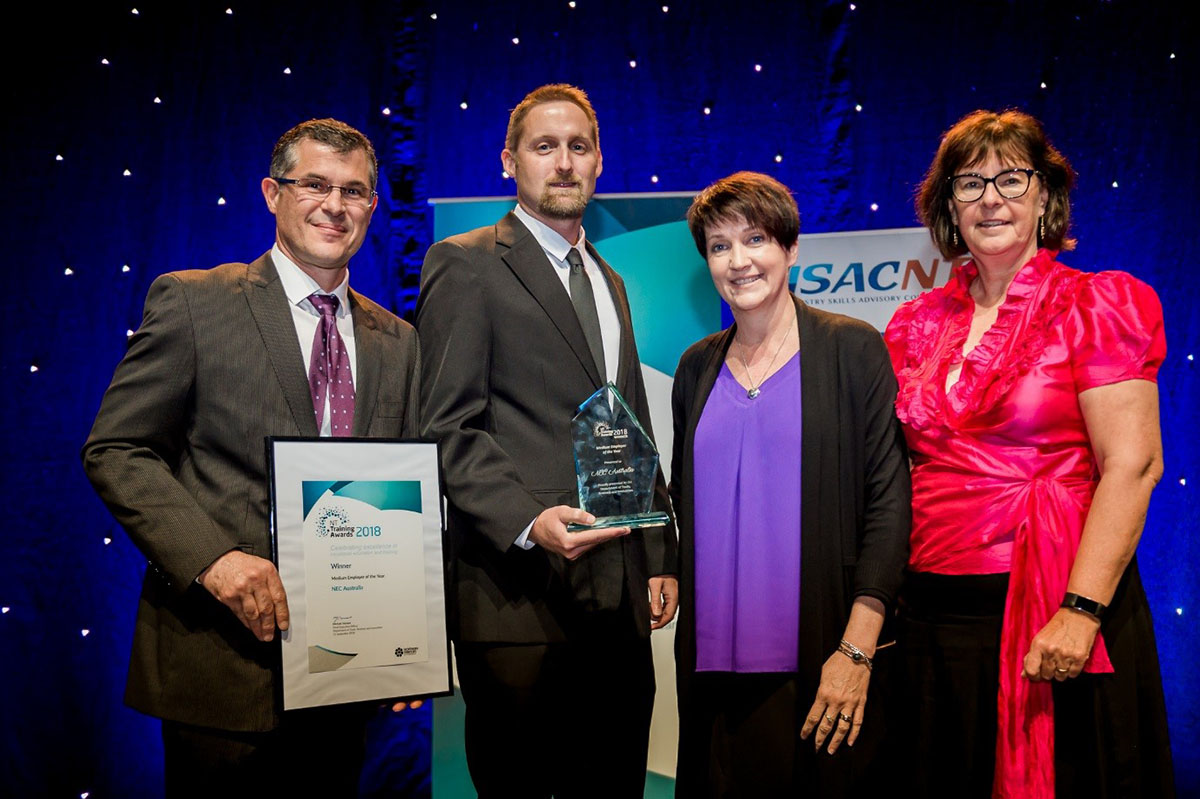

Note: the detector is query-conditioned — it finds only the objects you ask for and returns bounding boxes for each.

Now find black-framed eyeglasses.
[948,168,1039,202]
[274,177,377,207]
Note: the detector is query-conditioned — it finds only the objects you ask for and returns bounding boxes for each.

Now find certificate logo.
[316,506,352,538]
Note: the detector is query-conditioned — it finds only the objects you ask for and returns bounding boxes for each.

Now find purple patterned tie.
[307,293,355,436]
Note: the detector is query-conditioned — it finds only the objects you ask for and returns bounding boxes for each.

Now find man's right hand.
[198,550,290,642]
[527,505,630,561]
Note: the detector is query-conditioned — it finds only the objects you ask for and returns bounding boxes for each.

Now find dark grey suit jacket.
[82,251,420,732]
[416,212,677,644]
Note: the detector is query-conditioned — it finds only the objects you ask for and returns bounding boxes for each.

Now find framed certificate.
[268,437,452,710]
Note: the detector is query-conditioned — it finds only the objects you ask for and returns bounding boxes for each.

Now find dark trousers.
[455,621,655,799]
[161,704,373,798]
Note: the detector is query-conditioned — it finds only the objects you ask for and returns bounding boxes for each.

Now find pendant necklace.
[735,320,794,399]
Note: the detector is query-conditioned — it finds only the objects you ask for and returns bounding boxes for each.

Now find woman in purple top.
[670,172,910,796]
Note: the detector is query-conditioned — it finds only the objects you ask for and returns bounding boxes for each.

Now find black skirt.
[892,561,1175,798]
[676,657,894,797]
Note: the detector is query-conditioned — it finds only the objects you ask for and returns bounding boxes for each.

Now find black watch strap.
[1061,592,1106,619]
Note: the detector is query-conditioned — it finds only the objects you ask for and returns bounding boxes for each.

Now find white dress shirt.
[271,244,356,437]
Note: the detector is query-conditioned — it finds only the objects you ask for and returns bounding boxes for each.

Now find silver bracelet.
[836,639,874,671]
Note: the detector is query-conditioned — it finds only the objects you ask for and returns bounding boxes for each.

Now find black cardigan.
[668,296,910,783]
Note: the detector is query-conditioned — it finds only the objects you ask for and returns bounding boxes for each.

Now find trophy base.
[567,511,670,533]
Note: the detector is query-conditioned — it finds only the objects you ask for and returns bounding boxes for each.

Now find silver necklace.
[734,322,794,399]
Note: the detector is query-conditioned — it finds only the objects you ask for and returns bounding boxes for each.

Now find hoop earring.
[952,226,959,248]
[1038,215,1045,243]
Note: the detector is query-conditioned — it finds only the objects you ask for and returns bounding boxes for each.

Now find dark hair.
[686,171,800,256]
[505,84,599,152]
[917,109,1076,257]
[270,118,378,190]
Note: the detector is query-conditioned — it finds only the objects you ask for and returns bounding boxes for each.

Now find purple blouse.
[693,351,802,672]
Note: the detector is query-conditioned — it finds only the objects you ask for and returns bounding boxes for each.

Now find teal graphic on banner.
[591,220,718,376]
[431,194,721,377]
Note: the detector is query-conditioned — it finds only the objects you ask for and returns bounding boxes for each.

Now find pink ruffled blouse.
[884,249,1166,798]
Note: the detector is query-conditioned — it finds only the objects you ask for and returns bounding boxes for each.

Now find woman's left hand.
[1022,607,1101,681]
[800,651,871,754]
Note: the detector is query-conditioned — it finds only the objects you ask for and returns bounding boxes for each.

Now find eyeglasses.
[948,168,1039,202]
[275,177,377,208]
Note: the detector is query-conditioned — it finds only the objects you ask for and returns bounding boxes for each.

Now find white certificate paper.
[303,481,428,672]
[270,439,451,710]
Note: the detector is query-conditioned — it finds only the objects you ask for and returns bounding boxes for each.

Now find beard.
[535,178,590,219]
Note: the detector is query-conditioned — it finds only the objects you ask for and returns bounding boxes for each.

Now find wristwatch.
[1061,592,1106,620]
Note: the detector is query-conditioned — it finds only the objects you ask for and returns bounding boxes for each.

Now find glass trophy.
[566,382,670,532]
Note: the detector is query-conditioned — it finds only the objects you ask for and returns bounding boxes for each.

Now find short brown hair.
[505,84,599,152]
[917,109,1076,257]
[686,171,800,256]
[270,118,378,190]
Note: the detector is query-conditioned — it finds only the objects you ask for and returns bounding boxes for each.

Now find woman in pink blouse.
[884,110,1174,797]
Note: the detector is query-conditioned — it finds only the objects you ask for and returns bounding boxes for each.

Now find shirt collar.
[271,243,351,315]
[513,203,588,264]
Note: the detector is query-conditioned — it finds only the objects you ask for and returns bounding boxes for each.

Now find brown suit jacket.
[82,251,420,732]
[416,212,677,644]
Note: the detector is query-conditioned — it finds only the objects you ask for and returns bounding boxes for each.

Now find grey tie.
[566,247,606,383]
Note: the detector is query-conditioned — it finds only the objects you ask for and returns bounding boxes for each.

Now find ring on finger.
[1054,667,1069,674]
[823,714,835,723]
[838,712,853,723]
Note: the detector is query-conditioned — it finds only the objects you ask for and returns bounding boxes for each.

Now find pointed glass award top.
[567,382,670,532]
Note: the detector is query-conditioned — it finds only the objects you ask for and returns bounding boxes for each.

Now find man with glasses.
[82,118,420,795]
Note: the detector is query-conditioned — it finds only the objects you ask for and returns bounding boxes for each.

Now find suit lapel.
[243,252,319,437]
[349,288,381,436]
[497,213,603,388]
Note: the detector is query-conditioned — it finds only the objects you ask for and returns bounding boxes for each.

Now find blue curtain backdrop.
[3,1,1196,795]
